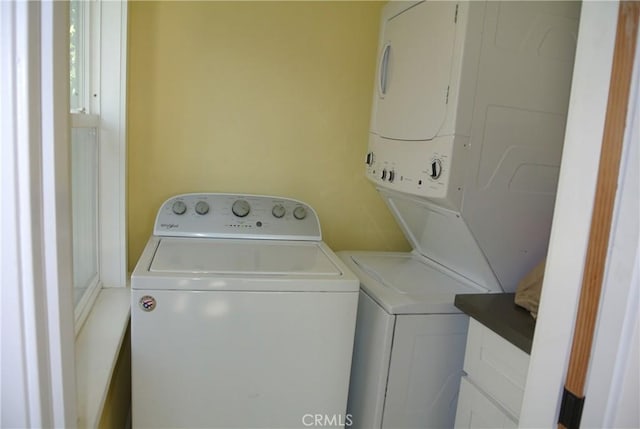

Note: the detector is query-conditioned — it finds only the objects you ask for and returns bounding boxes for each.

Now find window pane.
[69,0,85,111]
[71,127,99,305]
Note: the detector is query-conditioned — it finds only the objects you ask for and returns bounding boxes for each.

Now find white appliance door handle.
[379,43,391,97]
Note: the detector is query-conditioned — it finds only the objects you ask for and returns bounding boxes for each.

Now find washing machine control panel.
[154,193,321,240]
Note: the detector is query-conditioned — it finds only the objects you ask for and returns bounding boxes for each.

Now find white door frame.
[1,1,76,427]
[520,1,639,427]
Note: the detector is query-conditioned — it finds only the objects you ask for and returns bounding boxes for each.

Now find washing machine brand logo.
[302,414,353,427]
[161,223,179,229]
[139,295,156,312]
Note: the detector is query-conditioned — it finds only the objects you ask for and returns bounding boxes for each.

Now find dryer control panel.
[366,134,466,212]
[154,193,321,241]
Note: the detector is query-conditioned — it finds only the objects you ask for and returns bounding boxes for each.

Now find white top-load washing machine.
[341,1,579,428]
[131,193,359,429]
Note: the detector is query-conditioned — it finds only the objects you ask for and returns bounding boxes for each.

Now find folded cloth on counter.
[514,258,546,319]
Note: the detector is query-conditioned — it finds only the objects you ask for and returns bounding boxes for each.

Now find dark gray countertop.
[454,293,536,354]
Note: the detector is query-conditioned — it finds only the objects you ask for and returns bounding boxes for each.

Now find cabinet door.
[463,319,530,418]
[374,1,458,141]
[455,376,518,429]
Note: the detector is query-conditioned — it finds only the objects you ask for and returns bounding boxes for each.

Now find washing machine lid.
[338,251,491,314]
[151,237,341,276]
[132,237,359,292]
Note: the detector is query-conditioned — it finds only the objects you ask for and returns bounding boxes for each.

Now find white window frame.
[2,2,129,426]
[71,0,128,333]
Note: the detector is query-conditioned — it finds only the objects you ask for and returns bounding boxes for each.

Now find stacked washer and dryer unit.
[340,1,579,428]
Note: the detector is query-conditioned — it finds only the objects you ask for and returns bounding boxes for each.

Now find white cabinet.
[455,318,530,428]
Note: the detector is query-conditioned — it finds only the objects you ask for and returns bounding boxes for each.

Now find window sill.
[75,287,130,428]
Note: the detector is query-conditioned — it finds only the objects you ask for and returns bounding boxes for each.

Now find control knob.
[365,152,374,166]
[293,206,307,220]
[429,159,443,180]
[172,200,187,215]
[232,199,251,217]
[272,204,286,218]
[195,201,210,215]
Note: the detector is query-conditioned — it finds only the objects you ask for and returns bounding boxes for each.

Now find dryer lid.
[150,237,341,276]
[379,188,503,292]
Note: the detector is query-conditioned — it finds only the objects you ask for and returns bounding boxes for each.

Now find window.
[71,126,99,306]
[70,0,127,331]
[69,0,86,112]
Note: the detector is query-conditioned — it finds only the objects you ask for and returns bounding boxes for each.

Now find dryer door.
[373,1,457,141]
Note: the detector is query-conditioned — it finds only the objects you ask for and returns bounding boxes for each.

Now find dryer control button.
[232,199,251,217]
[429,159,443,180]
[365,151,375,166]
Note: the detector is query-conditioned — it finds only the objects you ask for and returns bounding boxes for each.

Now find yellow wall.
[127,1,409,269]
